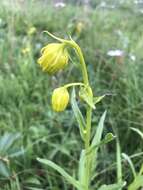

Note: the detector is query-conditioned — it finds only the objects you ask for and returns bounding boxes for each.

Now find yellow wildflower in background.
[38,43,69,74]
[28,27,36,35]
[76,22,84,34]
[52,87,69,112]
[21,47,31,55]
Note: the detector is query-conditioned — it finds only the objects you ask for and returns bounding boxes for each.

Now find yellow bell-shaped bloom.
[52,87,69,112]
[38,43,68,74]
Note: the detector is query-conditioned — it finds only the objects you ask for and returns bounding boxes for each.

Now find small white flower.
[129,54,136,61]
[54,2,66,8]
[99,1,106,8]
[107,50,124,57]
[134,0,143,4]
[110,5,116,9]
[134,0,138,4]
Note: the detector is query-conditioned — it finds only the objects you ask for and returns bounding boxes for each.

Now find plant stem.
[65,40,89,86]
[64,82,85,88]
[68,41,92,190]
[84,106,92,190]
[116,137,122,183]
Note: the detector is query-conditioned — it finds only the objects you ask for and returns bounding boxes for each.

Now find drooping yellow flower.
[38,43,69,75]
[52,87,69,112]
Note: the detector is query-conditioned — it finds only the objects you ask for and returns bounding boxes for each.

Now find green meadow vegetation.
[0,0,143,189]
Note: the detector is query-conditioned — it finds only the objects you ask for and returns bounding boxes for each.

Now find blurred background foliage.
[0,0,143,189]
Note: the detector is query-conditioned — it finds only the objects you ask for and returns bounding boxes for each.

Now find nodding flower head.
[38,43,69,75]
[52,87,69,112]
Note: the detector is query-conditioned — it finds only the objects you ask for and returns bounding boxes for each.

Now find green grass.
[0,0,143,189]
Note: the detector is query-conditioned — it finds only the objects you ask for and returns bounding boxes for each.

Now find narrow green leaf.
[90,111,107,174]
[91,111,107,147]
[37,158,83,190]
[24,188,43,190]
[71,88,86,141]
[78,149,85,187]
[116,137,122,184]
[98,181,126,190]
[0,133,21,154]
[139,164,143,175]
[0,161,10,177]
[93,95,105,105]
[8,148,25,158]
[128,175,143,190]
[87,133,115,156]
[25,177,41,185]
[24,177,43,190]
[131,127,143,140]
[122,153,137,178]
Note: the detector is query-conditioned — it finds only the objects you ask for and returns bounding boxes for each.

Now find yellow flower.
[21,47,31,54]
[76,22,84,34]
[28,27,36,35]
[52,87,69,112]
[38,43,69,75]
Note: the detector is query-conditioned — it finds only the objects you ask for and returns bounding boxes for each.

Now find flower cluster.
[37,32,90,112]
[38,39,70,112]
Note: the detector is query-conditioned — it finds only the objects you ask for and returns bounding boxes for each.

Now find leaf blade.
[37,158,83,190]
[98,181,126,190]
[71,88,86,141]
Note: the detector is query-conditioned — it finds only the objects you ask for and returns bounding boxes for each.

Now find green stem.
[65,40,89,86]
[64,82,85,88]
[84,106,92,190]
[116,137,122,183]
[68,40,92,190]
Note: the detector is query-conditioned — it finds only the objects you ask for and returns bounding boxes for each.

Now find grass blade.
[122,153,137,179]
[130,127,143,140]
[98,181,126,190]
[78,149,85,188]
[37,158,83,190]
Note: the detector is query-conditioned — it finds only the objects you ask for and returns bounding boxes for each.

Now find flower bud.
[38,43,68,74]
[52,87,69,112]
[76,22,84,34]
